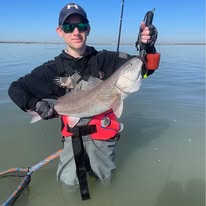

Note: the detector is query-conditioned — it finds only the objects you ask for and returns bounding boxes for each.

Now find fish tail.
[27,110,42,123]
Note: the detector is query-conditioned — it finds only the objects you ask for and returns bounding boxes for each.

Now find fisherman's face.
[57,14,90,51]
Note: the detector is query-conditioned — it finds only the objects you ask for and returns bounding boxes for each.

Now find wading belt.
[70,125,97,200]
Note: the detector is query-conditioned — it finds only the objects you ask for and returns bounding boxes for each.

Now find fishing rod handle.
[144,9,155,26]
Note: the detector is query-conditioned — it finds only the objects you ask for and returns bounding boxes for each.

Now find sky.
[0,0,205,44]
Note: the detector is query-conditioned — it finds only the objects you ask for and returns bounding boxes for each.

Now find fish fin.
[54,76,74,89]
[27,110,42,123]
[87,76,103,90]
[119,123,124,132]
[68,117,80,128]
[112,100,123,118]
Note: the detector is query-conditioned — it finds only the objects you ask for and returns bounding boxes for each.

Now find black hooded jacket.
[8,46,136,112]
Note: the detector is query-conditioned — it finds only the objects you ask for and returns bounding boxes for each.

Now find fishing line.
[117,0,125,52]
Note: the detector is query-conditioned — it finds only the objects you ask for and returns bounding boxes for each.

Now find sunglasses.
[61,23,89,33]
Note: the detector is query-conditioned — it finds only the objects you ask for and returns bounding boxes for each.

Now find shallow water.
[0,44,205,206]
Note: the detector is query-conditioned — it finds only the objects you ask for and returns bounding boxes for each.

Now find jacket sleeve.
[8,60,65,111]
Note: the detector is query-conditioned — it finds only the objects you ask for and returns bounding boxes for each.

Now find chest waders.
[55,56,121,200]
[55,56,97,200]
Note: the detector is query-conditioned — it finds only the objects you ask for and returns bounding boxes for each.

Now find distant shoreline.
[0,41,205,45]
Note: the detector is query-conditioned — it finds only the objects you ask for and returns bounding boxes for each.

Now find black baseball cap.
[58,3,89,26]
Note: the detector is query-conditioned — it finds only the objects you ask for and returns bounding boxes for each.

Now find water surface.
[0,44,205,206]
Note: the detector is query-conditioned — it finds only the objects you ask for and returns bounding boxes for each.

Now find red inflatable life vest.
[61,110,122,140]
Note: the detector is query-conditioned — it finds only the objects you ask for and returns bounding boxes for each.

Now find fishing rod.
[117,0,125,52]
[0,149,62,206]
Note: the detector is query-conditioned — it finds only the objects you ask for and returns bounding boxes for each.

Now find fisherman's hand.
[35,100,58,120]
[139,22,158,52]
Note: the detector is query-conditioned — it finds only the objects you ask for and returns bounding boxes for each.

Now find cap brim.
[61,12,88,25]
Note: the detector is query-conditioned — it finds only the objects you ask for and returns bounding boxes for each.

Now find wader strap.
[68,125,97,136]
[71,126,95,200]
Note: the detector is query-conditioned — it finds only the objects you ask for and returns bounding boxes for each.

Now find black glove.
[145,25,158,48]
[136,25,158,53]
[35,100,58,120]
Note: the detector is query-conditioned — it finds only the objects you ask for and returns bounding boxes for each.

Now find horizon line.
[0,41,205,46]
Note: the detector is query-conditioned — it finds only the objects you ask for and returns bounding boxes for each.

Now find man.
[8,2,158,199]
